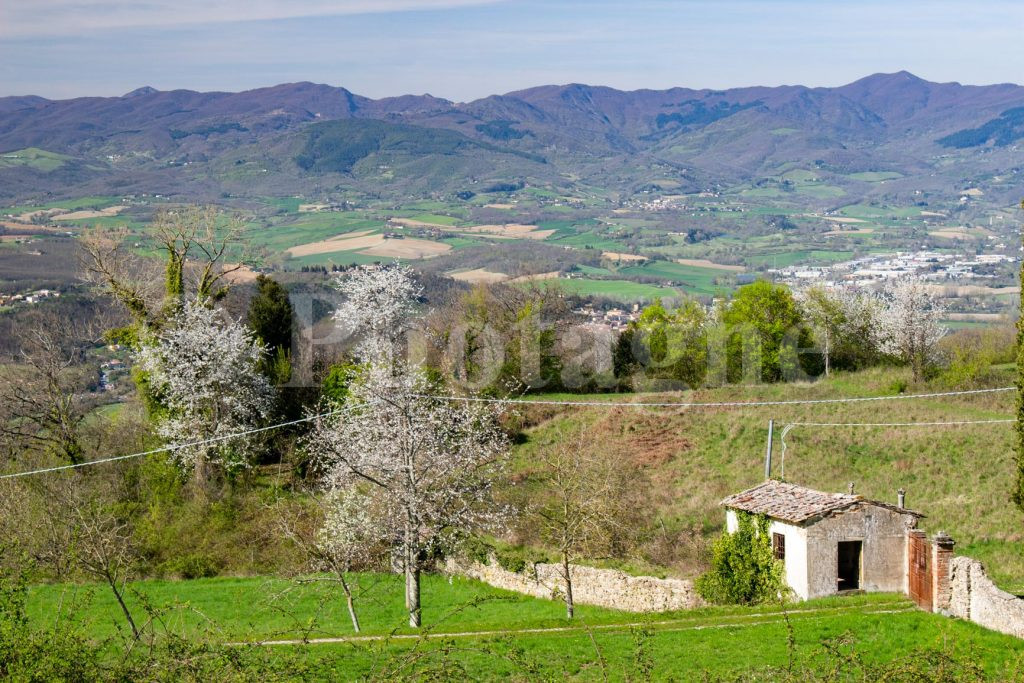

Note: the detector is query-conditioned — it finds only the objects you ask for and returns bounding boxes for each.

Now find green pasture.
[23,577,1024,679]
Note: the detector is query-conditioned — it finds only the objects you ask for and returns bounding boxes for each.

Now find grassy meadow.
[25,577,1024,679]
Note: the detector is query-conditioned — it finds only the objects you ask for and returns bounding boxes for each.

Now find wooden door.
[908,534,932,610]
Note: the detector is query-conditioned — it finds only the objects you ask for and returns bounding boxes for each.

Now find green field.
[744,249,854,268]
[0,147,73,172]
[618,260,739,296]
[23,577,1024,679]
[539,277,682,302]
[848,171,904,182]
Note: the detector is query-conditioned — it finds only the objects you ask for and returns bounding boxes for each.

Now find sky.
[1,0,1023,100]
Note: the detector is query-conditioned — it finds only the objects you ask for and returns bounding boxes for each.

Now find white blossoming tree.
[332,263,422,366]
[798,286,882,375]
[877,280,947,381]
[307,369,510,628]
[310,264,511,628]
[135,302,274,484]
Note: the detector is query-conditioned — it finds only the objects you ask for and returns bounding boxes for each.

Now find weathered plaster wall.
[769,520,809,600]
[949,556,1024,638]
[447,559,703,613]
[804,505,916,599]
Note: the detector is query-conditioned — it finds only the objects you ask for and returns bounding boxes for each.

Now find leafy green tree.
[696,512,785,605]
[247,275,295,385]
[247,275,294,353]
[630,299,708,388]
[722,281,809,383]
[612,326,638,389]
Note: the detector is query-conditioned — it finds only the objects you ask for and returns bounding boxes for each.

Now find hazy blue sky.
[1,0,1022,100]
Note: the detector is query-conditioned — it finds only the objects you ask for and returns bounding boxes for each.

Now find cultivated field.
[286,230,451,259]
[674,258,745,272]
[448,268,509,283]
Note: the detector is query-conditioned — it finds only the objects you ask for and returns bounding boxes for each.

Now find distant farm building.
[721,480,922,600]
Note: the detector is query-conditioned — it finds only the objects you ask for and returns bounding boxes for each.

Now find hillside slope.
[511,367,1022,588]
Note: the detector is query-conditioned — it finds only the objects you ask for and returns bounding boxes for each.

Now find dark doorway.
[837,541,862,591]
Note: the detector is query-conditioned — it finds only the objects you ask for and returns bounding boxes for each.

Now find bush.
[165,553,221,580]
[696,512,785,605]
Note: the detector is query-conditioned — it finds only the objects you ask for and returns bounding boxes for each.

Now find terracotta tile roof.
[721,480,922,524]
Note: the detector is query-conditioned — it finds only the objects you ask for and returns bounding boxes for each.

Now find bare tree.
[0,309,106,465]
[529,431,637,619]
[877,280,946,381]
[71,493,141,640]
[80,206,245,328]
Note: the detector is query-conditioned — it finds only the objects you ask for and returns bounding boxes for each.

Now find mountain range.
[2,71,1023,204]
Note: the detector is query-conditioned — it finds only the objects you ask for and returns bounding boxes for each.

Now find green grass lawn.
[25,577,1024,679]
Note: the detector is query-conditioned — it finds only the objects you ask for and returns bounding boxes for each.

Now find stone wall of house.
[447,558,703,613]
[948,556,1024,638]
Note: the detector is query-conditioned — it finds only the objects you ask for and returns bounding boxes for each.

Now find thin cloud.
[0,0,505,37]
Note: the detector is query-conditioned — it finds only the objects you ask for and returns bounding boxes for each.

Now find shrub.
[166,553,221,580]
[696,512,785,605]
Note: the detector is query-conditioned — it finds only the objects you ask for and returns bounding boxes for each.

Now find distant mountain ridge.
[1,72,1023,202]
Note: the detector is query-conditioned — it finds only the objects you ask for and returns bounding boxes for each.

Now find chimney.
[848,482,855,495]
[897,488,906,509]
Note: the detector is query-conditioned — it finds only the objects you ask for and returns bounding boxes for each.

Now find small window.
[772,532,786,561]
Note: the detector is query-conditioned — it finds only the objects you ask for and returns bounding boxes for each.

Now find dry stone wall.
[948,556,1024,638]
[447,558,703,612]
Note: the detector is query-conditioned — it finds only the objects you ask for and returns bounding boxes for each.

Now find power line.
[3,386,1014,480]
[413,386,1013,409]
[778,418,1015,479]
[0,407,352,481]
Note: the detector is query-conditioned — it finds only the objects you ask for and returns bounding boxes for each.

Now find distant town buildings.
[573,303,641,331]
[768,250,1016,289]
[0,288,61,307]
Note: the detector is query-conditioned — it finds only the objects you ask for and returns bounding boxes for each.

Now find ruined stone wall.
[948,556,1024,638]
[447,558,703,612]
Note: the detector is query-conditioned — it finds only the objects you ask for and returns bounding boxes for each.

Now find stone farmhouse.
[721,480,922,600]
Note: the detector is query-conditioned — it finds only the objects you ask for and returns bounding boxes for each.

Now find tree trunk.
[404,516,421,628]
[106,574,139,640]
[562,551,574,620]
[406,562,421,628]
[339,574,361,633]
[823,330,831,377]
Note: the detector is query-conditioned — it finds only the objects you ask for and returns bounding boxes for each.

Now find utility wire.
[778,418,1015,479]
[0,406,353,481]
[2,387,1014,480]
[413,386,1013,409]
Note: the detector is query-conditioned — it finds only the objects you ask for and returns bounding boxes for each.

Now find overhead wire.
[412,386,1013,409]
[0,405,356,481]
[2,386,1014,480]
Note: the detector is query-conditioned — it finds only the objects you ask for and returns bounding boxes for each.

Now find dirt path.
[240,601,913,647]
